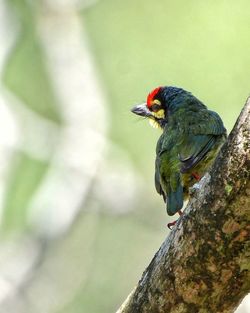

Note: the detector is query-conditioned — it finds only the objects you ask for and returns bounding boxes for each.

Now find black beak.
[131,103,152,117]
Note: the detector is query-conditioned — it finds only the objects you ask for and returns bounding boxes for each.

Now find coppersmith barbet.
[131,86,227,228]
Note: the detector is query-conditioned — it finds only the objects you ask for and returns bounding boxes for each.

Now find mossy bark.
[117,98,250,313]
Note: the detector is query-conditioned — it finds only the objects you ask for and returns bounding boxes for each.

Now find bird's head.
[131,86,168,129]
[131,86,187,129]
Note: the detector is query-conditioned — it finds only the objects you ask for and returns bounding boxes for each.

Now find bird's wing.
[154,134,165,198]
[154,156,165,200]
[180,109,226,135]
[179,134,217,172]
[156,134,183,215]
[178,109,226,172]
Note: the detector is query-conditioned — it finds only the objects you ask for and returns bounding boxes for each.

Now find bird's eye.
[151,104,161,112]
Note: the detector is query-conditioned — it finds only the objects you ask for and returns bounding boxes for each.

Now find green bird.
[131,86,227,228]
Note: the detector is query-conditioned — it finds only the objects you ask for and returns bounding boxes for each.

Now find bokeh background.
[0,0,249,312]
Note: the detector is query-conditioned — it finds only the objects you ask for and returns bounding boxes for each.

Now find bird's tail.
[166,184,183,216]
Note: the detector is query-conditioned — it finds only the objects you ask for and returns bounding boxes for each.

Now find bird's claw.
[167,211,183,229]
[167,220,177,230]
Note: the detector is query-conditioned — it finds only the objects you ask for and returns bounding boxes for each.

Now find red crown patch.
[147,87,162,107]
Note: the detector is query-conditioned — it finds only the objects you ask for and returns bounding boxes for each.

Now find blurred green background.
[0,0,249,313]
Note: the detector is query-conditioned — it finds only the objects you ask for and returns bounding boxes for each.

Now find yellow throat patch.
[149,109,165,129]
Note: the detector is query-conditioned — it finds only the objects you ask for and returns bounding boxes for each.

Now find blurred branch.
[117,98,250,313]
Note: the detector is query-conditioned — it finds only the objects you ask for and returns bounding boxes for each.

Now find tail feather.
[166,184,183,216]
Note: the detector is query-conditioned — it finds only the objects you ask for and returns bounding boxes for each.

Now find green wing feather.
[177,109,226,172]
[179,134,217,172]
[156,133,184,215]
[177,109,226,135]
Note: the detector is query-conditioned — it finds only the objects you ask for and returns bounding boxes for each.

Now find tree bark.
[117,98,250,313]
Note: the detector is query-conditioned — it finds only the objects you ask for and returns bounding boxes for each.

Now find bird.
[131,86,227,229]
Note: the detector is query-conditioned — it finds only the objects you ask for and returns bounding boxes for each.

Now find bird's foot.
[192,172,201,181]
[167,210,183,230]
[167,220,177,229]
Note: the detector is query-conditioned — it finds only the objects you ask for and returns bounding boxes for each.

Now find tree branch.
[117,98,250,313]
